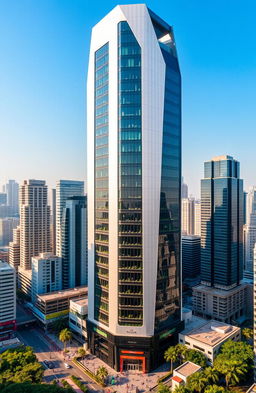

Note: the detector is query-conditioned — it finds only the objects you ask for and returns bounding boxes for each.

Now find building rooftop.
[172,376,183,383]
[211,155,233,162]
[246,384,256,393]
[181,320,240,347]
[174,361,201,378]
[70,297,88,307]
[0,260,14,272]
[193,282,248,296]
[37,286,87,302]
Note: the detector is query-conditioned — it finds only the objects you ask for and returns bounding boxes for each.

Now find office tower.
[61,196,87,289]
[181,177,188,199]
[244,187,256,278]
[0,217,19,246]
[5,180,19,216]
[51,188,56,254]
[31,253,62,303]
[182,198,195,235]
[182,235,201,279]
[56,180,84,257]
[0,193,7,205]
[87,4,182,372]
[193,156,247,324]
[9,226,20,272]
[0,261,16,341]
[18,180,51,294]
[194,200,201,236]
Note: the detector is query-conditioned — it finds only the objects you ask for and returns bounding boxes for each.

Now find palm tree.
[96,366,108,383]
[175,344,188,364]
[242,328,253,343]
[157,383,171,393]
[204,385,226,393]
[174,385,188,393]
[59,328,72,351]
[164,346,178,373]
[204,367,219,384]
[222,360,247,387]
[187,371,208,393]
[77,347,86,359]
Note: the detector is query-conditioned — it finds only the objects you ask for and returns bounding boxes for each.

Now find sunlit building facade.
[87,4,182,372]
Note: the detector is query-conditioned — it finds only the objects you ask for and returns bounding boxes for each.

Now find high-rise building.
[0,217,19,246]
[31,252,62,303]
[244,187,256,277]
[182,198,195,235]
[181,177,188,199]
[194,200,201,236]
[51,188,56,255]
[193,156,247,324]
[0,261,16,341]
[18,180,51,294]
[254,244,256,381]
[5,180,19,216]
[56,180,84,257]
[0,193,7,205]
[9,226,20,272]
[87,4,182,372]
[61,196,87,289]
[182,235,201,279]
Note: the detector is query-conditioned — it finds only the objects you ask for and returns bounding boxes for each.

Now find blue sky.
[0,0,255,197]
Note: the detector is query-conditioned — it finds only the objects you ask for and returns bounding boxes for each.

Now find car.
[64,362,71,369]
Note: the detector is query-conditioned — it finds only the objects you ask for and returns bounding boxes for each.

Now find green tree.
[51,318,68,333]
[204,367,219,384]
[157,383,171,393]
[77,347,86,359]
[214,359,247,387]
[96,366,108,383]
[184,349,207,368]
[174,385,191,393]
[59,328,72,350]
[187,371,208,393]
[204,385,226,393]
[242,328,253,343]
[164,346,178,372]
[0,384,74,393]
[219,340,253,365]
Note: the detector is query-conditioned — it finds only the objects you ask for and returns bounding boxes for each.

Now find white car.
[64,362,71,369]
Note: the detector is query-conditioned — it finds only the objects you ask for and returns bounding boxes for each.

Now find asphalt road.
[16,327,101,392]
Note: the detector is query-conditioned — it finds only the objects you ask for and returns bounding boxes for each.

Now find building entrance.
[120,355,145,373]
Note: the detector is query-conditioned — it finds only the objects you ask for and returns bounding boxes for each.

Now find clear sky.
[0,0,255,197]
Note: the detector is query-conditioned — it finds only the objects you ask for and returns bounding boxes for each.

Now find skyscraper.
[182,235,201,279]
[193,156,248,323]
[194,200,201,236]
[87,4,182,372]
[200,155,243,288]
[244,187,256,277]
[181,177,188,199]
[61,196,87,289]
[18,180,51,294]
[5,180,19,216]
[56,180,84,257]
[182,198,195,235]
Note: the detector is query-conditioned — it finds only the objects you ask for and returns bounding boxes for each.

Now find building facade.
[244,187,256,278]
[182,198,195,235]
[5,180,19,216]
[182,235,201,279]
[9,226,20,272]
[0,261,16,341]
[31,252,62,303]
[56,180,84,257]
[61,196,87,289]
[87,4,182,372]
[0,217,19,246]
[69,298,88,344]
[18,180,51,295]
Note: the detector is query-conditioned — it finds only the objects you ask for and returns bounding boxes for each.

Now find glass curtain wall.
[94,43,109,325]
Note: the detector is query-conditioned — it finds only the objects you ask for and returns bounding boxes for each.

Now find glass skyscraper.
[201,155,244,289]
[87,4,183,372]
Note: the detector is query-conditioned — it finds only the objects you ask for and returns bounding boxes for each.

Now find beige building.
[179,320,241,363]
[19,180,51,270]
[9,226,20,271]
[69,298,88,344]
[0,217,19,246]
[182,198,195,235]
[193,283,249,324]
[171,361,201,391]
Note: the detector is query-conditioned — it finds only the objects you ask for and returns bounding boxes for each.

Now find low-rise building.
[69,298,88,344]
[179,320,241,363]
[0,261,16,341]
[30,286,88,329]
[247,384,256,393]
[171,361,201,391]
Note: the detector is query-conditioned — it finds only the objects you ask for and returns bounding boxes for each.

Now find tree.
[184,349,207,368]
[175,344,188,364]
[219,340,253,366]
[164,346,178,372]
[77,347,86,359]
[174,385,191,393]
[187,371,208,393]
[157,383,171,393]
[0,383,75,393]
[204,385,226,393]
[96,366,108,383]
[242,328,253,343]
[214,359,247,387]
[204,367,219,384]
[59,328,72,350]
[51,318,68,334]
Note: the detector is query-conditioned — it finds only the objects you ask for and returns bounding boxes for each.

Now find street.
[16,327,101,392]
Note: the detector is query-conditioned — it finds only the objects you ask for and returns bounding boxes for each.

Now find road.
[17,327,101,392]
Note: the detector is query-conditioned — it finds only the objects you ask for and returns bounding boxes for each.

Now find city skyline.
[1,0,255,197]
